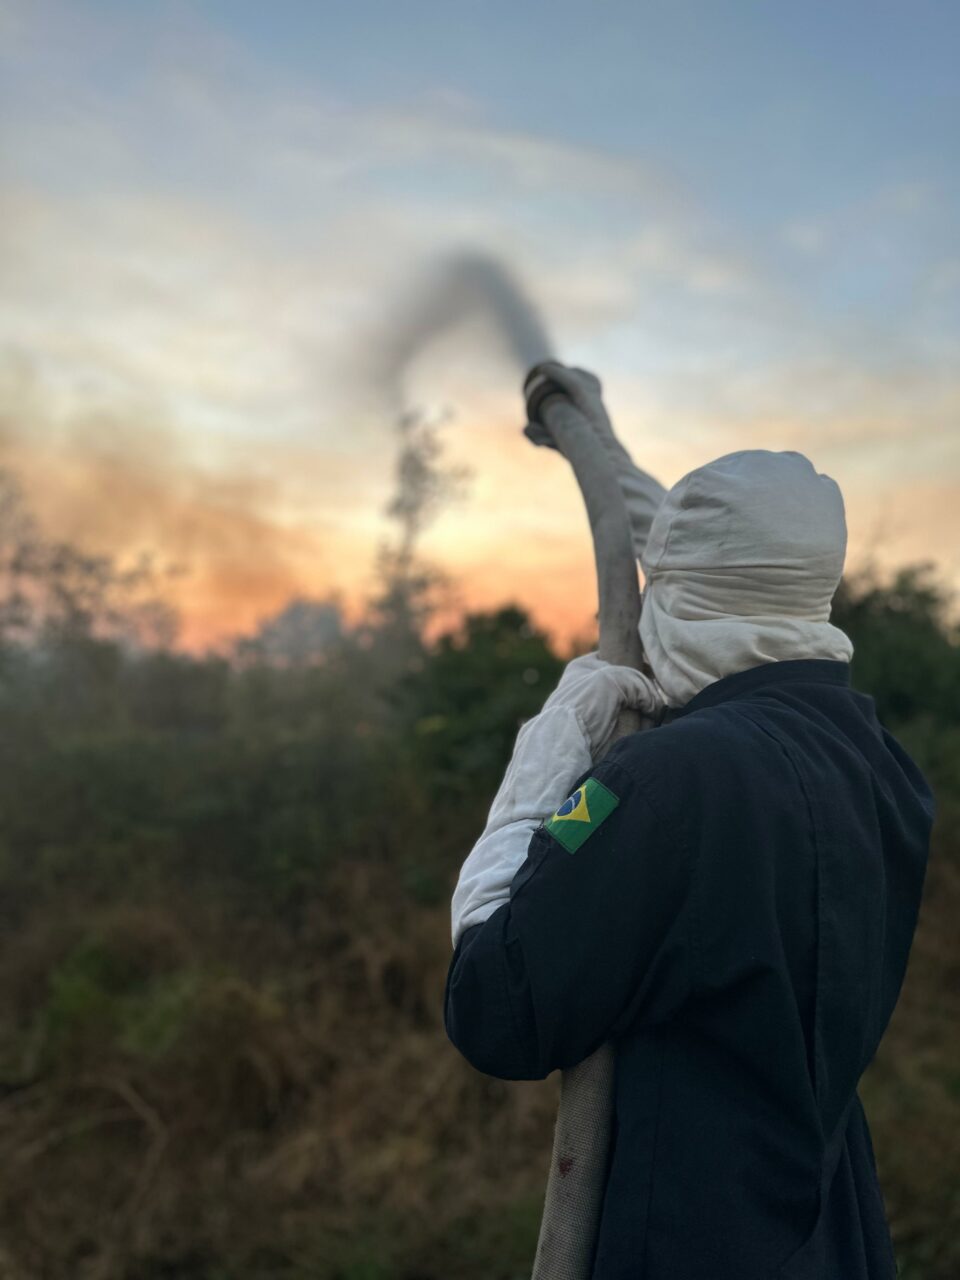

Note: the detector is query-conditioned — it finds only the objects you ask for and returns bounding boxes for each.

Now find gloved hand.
[524,363,615,453]
[450,653,662,947]
[539,650,662,758]
[523,362,668,562]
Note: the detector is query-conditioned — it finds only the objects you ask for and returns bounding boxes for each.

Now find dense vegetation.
[0,487,957,1278]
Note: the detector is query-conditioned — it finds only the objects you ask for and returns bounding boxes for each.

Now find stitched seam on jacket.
[602,753,704,1000]
[639,1035,667,1279]
[725,703,828,1275]
[501,922,540,1079]
[725,703,823,1099]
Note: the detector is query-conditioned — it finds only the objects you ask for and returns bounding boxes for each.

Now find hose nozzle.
[523,362,568,426]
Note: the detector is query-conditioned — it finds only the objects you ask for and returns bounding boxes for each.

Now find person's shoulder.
[597,705,738,790]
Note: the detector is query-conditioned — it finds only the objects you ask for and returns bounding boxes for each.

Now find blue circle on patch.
[556,789,581,817]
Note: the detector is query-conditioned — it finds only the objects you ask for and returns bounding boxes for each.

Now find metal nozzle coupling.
[523,363,568,426]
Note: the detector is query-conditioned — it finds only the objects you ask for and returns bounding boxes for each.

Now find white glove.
[450,653,662,947]
[539,650,663,757]
[524,362,667,561]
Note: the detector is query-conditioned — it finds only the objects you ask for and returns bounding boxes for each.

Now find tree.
[235,597,345,667]
[833,564,960,728]
[0,468,177,652]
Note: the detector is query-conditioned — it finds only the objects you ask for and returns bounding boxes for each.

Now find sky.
[1,0,958,649]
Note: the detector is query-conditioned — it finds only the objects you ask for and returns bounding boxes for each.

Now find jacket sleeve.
[443,745,697,1080]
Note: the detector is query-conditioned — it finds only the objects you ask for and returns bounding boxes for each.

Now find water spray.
[380,251,555,396]
[382,249,646,1280]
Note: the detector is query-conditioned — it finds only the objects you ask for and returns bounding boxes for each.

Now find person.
[443,364,935,1279]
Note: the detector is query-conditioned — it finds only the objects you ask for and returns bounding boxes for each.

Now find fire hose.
[523,364,655,1280]
[377,251,655,1275]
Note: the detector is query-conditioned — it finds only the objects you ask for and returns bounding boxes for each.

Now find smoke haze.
[373,252,554,566]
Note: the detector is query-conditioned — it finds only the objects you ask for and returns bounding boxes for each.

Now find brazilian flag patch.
[544,777,620,853]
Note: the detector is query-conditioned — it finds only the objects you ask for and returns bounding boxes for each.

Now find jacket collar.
[663,658,851,723]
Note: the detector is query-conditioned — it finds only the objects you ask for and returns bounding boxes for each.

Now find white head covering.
[639,449,854,708]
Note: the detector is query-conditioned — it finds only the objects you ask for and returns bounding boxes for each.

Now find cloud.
[0,24,762,458]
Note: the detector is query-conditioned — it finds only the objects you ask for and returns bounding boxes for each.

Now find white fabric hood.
[639,449,854,708]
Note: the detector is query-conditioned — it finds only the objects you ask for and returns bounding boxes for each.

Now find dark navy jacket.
[444,659,934,1279]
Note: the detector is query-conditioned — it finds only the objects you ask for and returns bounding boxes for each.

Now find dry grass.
[0,824,955,1279]
[0,858,561,1278]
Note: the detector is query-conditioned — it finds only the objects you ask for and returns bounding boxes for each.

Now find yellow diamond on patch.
[552,787,591,823]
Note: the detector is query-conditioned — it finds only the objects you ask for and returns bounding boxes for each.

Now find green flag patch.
[544,776,620,853]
